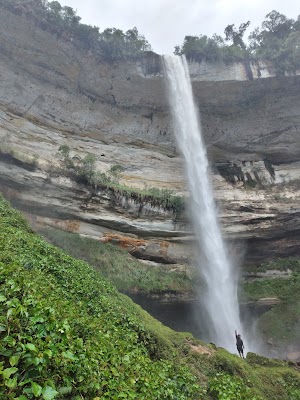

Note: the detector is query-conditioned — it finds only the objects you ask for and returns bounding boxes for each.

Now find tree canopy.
[0,0,151,61]
[175,10,300,75]
[249,11,300,74]
[0,1,299,74]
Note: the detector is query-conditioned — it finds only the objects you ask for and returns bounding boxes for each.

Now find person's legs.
[237,347,244,358]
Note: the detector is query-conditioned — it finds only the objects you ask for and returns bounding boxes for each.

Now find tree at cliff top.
[175,10,300,75]
[249,10,300,75]
[0,0,151,60]
[224,21,250,50]
[174,18,253,63]
[174,33,249,63]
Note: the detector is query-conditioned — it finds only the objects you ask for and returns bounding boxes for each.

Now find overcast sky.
[59,0,299,54]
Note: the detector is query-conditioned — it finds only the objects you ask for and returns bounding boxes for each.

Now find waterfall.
[162,55,242,352]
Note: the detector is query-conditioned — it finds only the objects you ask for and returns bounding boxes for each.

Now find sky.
[59,0,299,54]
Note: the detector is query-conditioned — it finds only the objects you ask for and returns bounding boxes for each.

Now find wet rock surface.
[0,5,299,267]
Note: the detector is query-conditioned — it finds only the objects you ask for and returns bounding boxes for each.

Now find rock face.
[0,5,299,266]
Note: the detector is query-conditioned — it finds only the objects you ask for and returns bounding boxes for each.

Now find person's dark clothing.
[236,336,244,351]
[235,332,244,358]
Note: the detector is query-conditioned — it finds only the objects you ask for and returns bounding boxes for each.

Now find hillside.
[0,0,299,362]
[0,195,300,399]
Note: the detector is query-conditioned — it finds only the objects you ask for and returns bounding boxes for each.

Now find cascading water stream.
[163,55,242,352]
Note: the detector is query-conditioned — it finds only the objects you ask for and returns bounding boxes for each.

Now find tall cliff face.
[0,6,299,266]
[1,7,300,161]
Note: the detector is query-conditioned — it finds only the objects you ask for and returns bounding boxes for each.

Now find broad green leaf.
[62,350,76,361]
[2,367,18,379]
[7,308,15,317]
[0,294,6,302]
[44,349,52,358]
[19,378,32,387]
[9,355,20,366]
[42,386,59,400]
[3,336,16,346]
[26,343,37,352]
[32,382,43,397]
[0,325,6,332]
[16,396,28,400]
[6,376,18,389]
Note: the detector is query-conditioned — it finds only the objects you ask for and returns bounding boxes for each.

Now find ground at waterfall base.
[37,224,300,361]
[0,194,299,399]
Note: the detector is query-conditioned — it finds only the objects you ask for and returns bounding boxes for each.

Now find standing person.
[235,330,245,358]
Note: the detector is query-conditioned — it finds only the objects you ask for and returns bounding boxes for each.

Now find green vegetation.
[258,301,300,344]
[0,0,151,61]
[104,183,185,215]
[208,372,262,400]
[247,258,300,273]
[174,33,249,64]
[55,145,98,185]
[175,10,300,75]
[189,347,300,400]
[108,164,125,179]
[243,275,300,301]
[0,146,39,171]
[0,195,200,399]
[37,227,193,293]
[249,11,300,75]
[1,1,299,73]
[54,145,185,215]
[0,195,299,399]
[242,258,300,347]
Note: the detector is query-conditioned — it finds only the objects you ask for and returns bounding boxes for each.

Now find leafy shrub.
[37,227,192,293]
[54,146,185,215]
[109,164,124,175]
[246,352,287,367]
[0,195,201,399]
[208,372,262,400]
[0,196,300,399]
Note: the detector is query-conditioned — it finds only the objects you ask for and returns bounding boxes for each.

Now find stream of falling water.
[162,55,243,352]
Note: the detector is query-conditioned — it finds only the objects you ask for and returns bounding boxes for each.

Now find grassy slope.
[36,226,193,294]
[242,264,300,347]
[37,227,300,347]
[0,195,299,399]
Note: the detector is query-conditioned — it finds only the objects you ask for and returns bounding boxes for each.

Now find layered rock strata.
[0,5,299,266]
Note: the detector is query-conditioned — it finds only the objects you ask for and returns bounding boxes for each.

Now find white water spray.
[163,55,242,352]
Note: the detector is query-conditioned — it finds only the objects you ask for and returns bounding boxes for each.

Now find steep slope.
[0,195,299,400]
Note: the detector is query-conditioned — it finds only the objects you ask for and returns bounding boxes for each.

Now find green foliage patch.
[38,227,193,293]
[251,258,300,273]
[208,372,262,400]
[0,196,299,399]
[1,0,299,74]
[175,10,300,75]
[0,0,151,61]
[242,275,300,302]
[186,347,300,400]
[242,259,300,346]
[0,195,200,399]
[54,145,185,215]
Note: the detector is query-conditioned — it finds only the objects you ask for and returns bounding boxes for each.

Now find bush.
[54,146,185,215]
[208,372,262,400]
[0,195,201,399]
